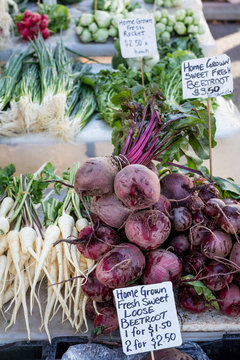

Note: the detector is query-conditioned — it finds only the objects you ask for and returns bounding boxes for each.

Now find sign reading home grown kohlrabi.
[118,14,158,58]
[113,282,182,356]
[181,54,233,99]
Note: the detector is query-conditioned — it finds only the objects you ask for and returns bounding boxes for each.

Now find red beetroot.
[93,307,118,335]
[160,173,194,206]
[91,193,131,229]
[86,300,113,320]
[189,226,208,247]
[76,225,120,261]
[170,207,192,232]
[178,284,206,313]
[82,269,113,302]
[230,242,240,269]
[192,210,206,225]
[125,209,171,250]
[183,250,208,275]
[202,261,233,291]
[96,243,145,288]
[198,184,220,203]
[74,157,119,197]
[204,198,225,219]
[218,204,240,234]
[114,164,160,210]
[187,195,204,213]
[142,250,182,286]
[217,284,240,316]
[201,230,232,259]
[153,194,171,214]
[169,234,190,254]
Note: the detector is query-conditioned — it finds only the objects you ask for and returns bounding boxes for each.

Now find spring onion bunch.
[0,35,96,140]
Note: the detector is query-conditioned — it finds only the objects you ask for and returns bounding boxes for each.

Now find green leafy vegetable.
[39,4,71,33]
[182,275,220,311]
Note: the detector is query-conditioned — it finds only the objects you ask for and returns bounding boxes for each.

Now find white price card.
[113,282,182,355]
[182,54,233,99]
[118,15,158,59]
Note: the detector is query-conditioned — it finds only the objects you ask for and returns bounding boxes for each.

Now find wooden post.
[207,98,213,181]
[151,351,155,360]
[94,0,98,13]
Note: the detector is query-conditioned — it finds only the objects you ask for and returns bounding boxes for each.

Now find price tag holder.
[113,282,182,356]
[181,54,233,99]
[118,15,158,59]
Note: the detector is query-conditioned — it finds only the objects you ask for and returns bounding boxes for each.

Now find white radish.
[0,255,7,310]
[43,253,58,342]
[41,263,73,326]
[6,230,22,301]
[19,227,36,256]
[76,218,89,233]
[3,280,15,305]
[58,214,74,239]
[0,197,14,217]
[0,235,8,256]
[20,269,31,340]
[30,225,60,313]
[0,216,10,235]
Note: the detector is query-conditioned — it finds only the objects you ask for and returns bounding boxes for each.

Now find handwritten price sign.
[113,282,182,355]
[181,54,233,99]
[118,15,158,58]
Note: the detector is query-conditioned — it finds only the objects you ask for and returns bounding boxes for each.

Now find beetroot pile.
[16,10,50,41]
[69,157,240,334]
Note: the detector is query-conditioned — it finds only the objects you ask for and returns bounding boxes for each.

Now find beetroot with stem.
[230,242,240,269]
[56,224,120,261]
[142,249,182,286]
[82,269,113,302]
[189,225,209,247]
[201,229,232,259]
[202,261,233,291]
[74,157,119,197]
[169,234,190,254]
[204,198,225,219]
[114,164,160,210]
[198,184,220,203]
[160,173,194,206]
[76,225,120,260]
[86,300,113,320]
[93,307,119,335]
[192,210,206,225]
[91,193,131,229]
[178,284,206,313]
[170,207,192,232]
[183,250,208,275]
[96,243,145,288]
[153,194,171,214]
[218,204,240,235]
[125,209,171,250]
[217,283,240,316]
[187,195,204,213]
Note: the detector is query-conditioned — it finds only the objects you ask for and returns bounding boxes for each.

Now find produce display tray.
[0,334,240,360]
[0,0,217,61]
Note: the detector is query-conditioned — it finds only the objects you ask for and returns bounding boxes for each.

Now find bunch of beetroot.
[70,157,240,336]
[63,96,240,334]
[16,10,50,41]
